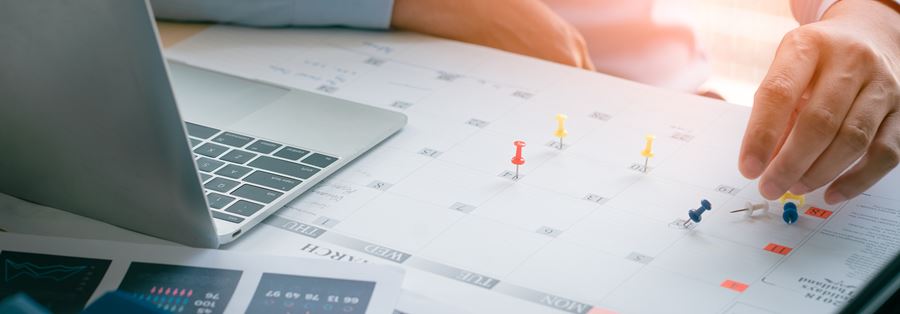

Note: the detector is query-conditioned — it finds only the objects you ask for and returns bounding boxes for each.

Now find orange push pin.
[511,140,526,179]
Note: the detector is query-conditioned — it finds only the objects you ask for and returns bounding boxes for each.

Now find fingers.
[825,111,900,204]
[739,30,821,179]
[789,83,892,194]
[757,65,865,200]
[558,22,594,70]
[572,28,595,71]
[578,45,596,71]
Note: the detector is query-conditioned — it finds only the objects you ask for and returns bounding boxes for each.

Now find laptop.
[0,0,406,248]
[839,251,900,314]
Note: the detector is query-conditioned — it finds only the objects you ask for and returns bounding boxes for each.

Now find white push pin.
[730,201,770,218]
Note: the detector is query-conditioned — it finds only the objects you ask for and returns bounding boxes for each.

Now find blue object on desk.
[81,291,165,314]
[688,199,712,223]
[783,202,799,224]
[0,293,50,314]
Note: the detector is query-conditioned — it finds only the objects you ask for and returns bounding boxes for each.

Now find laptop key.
[196,157,225,173]
[205,177,240,193]
[215,164,252,179]
[189,138,202,148]
[273,146,310,161]
[220,150,257,164]
[206,193,235,209]
[212,132,254,148]
[225,200,264,217]
[200,173,212,182]
[245,171,302,191]
[194,142,229,158]
[231,184,283,204]
[185,122,220,139]
[246,140,282,154]
[248,156,320,180]
[212,211,244,224]
[302,153,338,168]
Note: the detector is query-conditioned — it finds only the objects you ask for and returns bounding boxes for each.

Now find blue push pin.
[783,202,799,224]
[683,199,712,227]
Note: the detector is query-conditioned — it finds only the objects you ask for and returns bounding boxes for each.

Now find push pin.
[554,114,568,149]
[783,202,799,224]
[779,192,805,208]
[511,140,526,179]
[730,201,770,218]
[683,199,712,227]
[640,134,655,173]
[778,192,804,225]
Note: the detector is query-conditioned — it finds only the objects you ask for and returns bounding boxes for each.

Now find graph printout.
[247,273,376,314]
[117,263,242,314]
[0,251,111,314]
[0,233,403,314]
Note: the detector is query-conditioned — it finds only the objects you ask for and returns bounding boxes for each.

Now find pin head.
[688,209,702,223]
[514,140,526,148]
[783,202,799,224]
[688,199,712,223]
[779,192,805,208]
[740,201,770,217]
[641,134,655,158]
[511,140,526,165]
[554,114,568,138]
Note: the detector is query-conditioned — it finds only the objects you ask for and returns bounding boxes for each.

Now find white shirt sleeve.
[790,0,841,24]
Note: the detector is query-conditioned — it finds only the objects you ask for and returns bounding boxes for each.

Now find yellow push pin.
[640,134,655,173]
[779,192,806,208]
[554,114,568,149]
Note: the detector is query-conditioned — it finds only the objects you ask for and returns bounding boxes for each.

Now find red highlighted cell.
[720,280,749,292]
[805,207,833,219]
[764,243,793,255]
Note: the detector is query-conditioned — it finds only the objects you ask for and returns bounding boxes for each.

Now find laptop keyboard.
[185,122,339,224]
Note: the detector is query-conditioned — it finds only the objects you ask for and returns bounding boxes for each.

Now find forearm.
[149,0,394,29]
[390,0,594,69]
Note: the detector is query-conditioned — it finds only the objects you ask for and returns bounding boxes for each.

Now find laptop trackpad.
[169,62,290,127]
[169,62,405,158]
[229,90,405,157]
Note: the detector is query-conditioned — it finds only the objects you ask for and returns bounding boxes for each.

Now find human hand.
[739,0,900,204]
[390,0,594,70]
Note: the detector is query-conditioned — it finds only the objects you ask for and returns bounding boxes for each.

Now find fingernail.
[741,155,764,179]
[789,182,810,195]
[760,181,783,200]
[825,190,848,204]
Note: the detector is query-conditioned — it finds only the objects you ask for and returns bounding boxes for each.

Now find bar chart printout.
[246,273,376,314]
[117,262,242,314]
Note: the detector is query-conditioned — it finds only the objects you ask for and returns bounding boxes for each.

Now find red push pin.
[511,140,526,179]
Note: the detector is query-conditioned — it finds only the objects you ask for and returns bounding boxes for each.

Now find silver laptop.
[0,0,406,247]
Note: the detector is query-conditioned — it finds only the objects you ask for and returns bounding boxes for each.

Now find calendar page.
[167,26,900,314]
